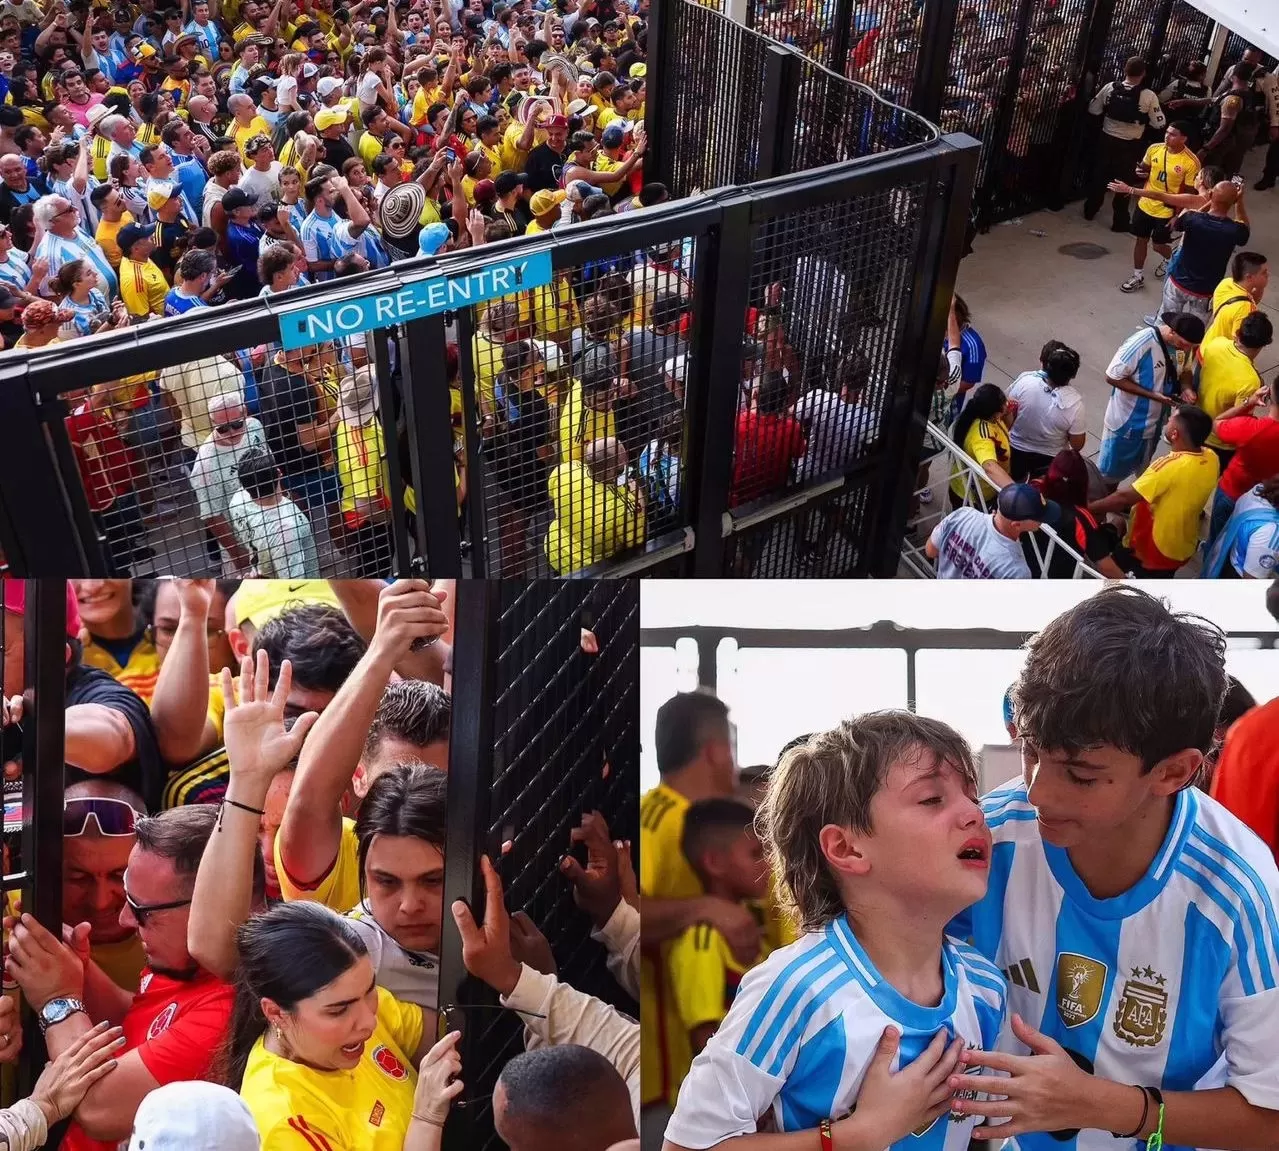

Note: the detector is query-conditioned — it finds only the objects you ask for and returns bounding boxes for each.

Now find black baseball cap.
[997,483,1060,525]
[493,170,525,195]
[1159,311,1206,344]
[221,187,257,213]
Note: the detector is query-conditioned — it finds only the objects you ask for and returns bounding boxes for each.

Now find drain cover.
[1058,242,1109,259]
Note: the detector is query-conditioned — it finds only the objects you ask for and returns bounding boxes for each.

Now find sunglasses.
[64,796,142,838]
[123,888,192,926]
[214,418,246,433]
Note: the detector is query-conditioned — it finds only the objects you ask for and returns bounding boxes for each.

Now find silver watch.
[38,996,86,1034]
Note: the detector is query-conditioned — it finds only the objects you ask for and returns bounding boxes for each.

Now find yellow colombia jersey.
[163,673,233,809]
[558,379,615,464]
[546,462,646,576]
[762,890,799,951]
[1203,277,1257,347]
[1136,143,1199,220]
[1197,336,1261,448]
[275,815,362,913]
[639,782,701,1109]
[668,911,774,1040]
[242,986,423,1151]
[80,634,161,704]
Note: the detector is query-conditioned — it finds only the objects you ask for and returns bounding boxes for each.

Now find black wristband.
[1113,1086,1150,1139]
[222,797,266,816]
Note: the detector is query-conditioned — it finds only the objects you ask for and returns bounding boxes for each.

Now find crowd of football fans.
[0,577,640,1151]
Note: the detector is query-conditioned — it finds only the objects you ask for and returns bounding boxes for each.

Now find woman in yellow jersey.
[227,902,464,1151]
[947,382,1016,508]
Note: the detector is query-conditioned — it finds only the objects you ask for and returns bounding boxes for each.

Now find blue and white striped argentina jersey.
[951,780,1279,1151]
[665,916,1008,1149]
[1102,327,1178,439]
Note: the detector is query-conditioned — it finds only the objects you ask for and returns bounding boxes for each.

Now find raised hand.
[220,651,319,788]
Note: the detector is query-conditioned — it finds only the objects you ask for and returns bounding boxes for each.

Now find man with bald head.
[547,435,646,574]
[186,95,220,150]
[494,1046,638,1151]
[63,779,147,991]
[1156,177,1253,323]
[190,392,263,572]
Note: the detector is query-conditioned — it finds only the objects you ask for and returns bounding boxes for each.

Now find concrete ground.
[957,144,1279,455]
[908,142,1279,577]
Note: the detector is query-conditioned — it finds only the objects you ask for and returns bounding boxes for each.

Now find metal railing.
[900,421,1106,580]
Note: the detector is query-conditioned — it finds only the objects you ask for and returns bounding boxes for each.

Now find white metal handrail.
[901,422,1106,580]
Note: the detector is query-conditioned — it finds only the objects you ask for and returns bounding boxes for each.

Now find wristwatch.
[38,997,86,1035]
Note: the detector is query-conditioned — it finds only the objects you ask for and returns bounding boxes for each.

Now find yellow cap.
[230,580,343,630]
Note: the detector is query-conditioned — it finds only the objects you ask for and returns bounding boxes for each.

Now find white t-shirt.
[356,71,381,107]
[1007,370,1087,456]
[345,903,439,1011]
[238,161,284,203]
[276,75,299,108]
[189,419,266,521]
[228,490,319,577]
[202,180,230,229]
[792,389,879,480]
[929,506,1031,579]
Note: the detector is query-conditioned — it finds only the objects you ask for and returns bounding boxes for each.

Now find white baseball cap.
[127,1082,260,1151]
[316,75,344,97]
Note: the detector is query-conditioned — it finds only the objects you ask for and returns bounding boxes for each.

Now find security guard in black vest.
[1083,56,1167,230]
[1201,61,1263,178]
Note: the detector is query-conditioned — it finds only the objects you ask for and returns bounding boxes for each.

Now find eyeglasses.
[213,418,247,433]
[435,1001,547,1108]
[64,796,142,838]
[54,205,77,217]
[124,889,192,926]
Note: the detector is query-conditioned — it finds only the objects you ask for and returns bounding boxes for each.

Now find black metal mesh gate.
[744,0,1248,229]
[439,580,639,1151]
[1154,1,1215,91]
[0,0,975,580]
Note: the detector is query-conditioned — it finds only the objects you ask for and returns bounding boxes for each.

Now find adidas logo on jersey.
[1002,958,1039,993]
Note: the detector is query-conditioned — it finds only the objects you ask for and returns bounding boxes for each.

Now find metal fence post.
[371,332,413,575]
[971,0,1038,225]
[686,197,755,577]
[0,375,94,575]
[868,136,980,577]
[829,0,854,78]
[437,579,499,1151]
[757,45,801,180]
[1145,0,1175,73]
[399,314,463,577]
[910,0,961,123]
[1205,22,1229,87]
[645,0,674,187]
[18,579,67,1096]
